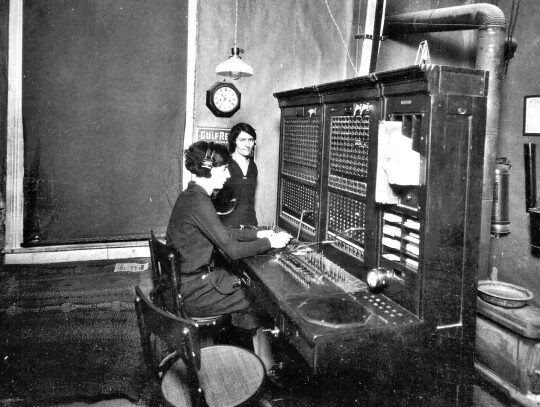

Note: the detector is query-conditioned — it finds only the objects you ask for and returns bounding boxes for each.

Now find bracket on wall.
[415,40,431,66]
[355,34,373,40]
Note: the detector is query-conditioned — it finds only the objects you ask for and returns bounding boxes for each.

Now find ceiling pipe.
[383,3,510,278]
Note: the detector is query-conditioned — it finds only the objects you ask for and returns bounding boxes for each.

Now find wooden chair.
[135,286,266,407]
[148,231,226,332]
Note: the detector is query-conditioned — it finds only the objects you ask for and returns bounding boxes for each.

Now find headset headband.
[201,142,215,169]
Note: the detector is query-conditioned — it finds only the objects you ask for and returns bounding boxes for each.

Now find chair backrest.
[149,230,187,318]
[135,286,207,406]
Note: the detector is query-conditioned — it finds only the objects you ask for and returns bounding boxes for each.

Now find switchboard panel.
[278,106,323,240]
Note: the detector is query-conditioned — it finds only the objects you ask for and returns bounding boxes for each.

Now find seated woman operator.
[165,140,291,372]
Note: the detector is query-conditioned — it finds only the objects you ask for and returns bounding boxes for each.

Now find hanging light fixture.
[215,0,253,80]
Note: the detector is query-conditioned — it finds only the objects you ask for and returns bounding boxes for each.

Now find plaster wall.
[490,0,540,306]
[192,0,355,226]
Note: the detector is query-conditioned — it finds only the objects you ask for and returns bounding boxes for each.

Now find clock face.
[213,86,239,112]
[206,81,241,117]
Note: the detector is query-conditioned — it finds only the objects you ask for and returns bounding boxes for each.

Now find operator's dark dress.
[166,181,270,329]
[214,159,258,228]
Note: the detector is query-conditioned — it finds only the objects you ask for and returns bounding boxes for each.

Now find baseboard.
[3,242,150,264]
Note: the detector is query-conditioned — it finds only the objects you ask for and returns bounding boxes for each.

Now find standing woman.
[215,123,259,228]
[166,140,291,371]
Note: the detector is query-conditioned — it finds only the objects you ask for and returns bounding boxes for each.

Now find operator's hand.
[256,229,276,239]
[267,231,292,248]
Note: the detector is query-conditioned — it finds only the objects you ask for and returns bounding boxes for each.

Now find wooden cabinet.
[273,65,488,405]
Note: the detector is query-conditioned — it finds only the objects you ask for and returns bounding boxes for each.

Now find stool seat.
[162,345,266,407]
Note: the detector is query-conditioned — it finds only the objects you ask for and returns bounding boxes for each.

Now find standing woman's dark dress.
[166,181,270,329]
[215,159,258,228]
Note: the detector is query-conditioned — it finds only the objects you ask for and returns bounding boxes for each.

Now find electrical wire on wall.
[323,0,360,76]
[490,0,521,73]
[505,0,521,73]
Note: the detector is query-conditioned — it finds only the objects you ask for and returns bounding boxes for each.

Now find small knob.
[367,267,395,289]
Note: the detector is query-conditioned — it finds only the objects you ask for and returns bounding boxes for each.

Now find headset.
[201,142,215,169]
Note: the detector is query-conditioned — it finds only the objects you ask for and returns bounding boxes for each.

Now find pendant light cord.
[234,0,238,49]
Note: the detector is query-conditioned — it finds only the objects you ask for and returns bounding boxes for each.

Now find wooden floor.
[50,385,511,407]
[0,259,526,407]
[55,401,138,407]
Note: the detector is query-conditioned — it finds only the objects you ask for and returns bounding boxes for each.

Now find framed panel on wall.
[524,95,540,136]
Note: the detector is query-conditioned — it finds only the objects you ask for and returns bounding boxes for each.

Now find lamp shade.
[215,47,253,79]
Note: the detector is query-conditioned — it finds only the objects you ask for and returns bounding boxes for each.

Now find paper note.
[114,262,149,272]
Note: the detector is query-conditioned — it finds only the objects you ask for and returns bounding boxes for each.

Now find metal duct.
[383,3,508,278]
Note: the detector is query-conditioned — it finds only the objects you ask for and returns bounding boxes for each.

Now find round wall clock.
[206,81,241,118]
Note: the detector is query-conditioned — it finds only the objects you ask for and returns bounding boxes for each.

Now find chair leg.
[253,328,274,370]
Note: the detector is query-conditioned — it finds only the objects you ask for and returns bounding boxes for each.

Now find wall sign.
[196,127,230,145]
[524,95,540,136]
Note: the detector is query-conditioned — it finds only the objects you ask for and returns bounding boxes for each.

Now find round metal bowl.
[478,280,534,308]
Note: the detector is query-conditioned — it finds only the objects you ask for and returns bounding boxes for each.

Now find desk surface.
[241,252,423,373]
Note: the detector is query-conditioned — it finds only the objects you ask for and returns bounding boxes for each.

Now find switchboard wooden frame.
[273,65,489,406]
